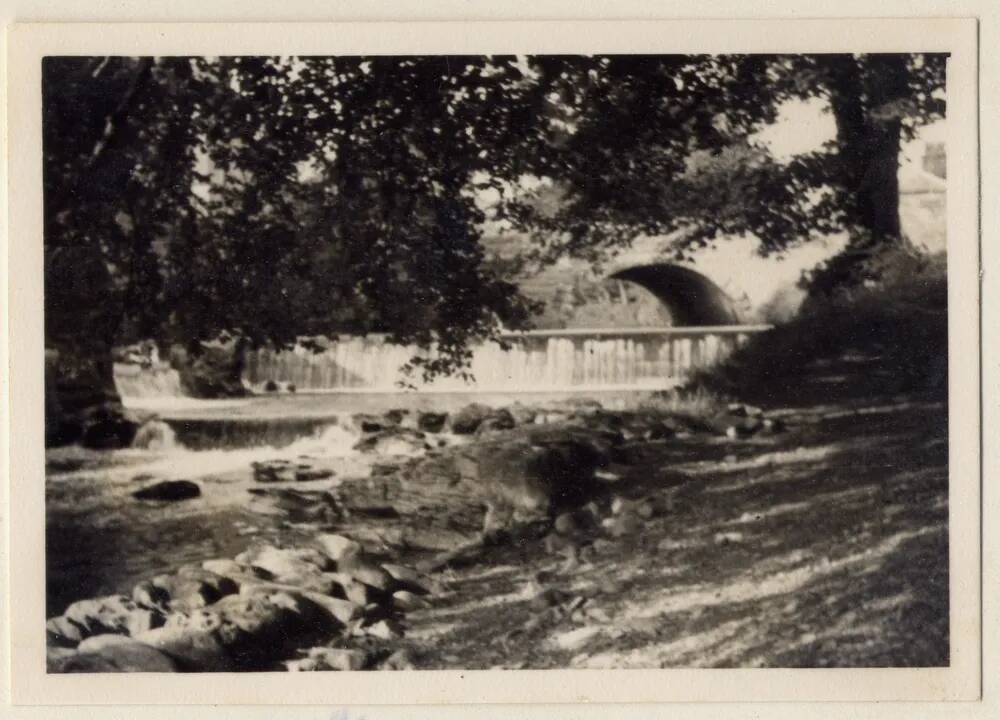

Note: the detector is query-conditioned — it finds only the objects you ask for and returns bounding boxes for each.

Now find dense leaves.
[43,53,946,379]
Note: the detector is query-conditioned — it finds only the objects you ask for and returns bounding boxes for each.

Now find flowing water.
[54,328,757,617]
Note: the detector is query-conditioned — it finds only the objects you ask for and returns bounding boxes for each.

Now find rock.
[210,591,338,669]
[392,590,428,611]
[381,648,416,670]
[342,561,395,593]
[46,615,85,647]
[301,646,369,671]
[132,480,201,501]
[201,558,245,580]
[450,403,494,434]
[236,545,332,584]
[136,609,234,671]
[132,580,171,609]
[286,657,319,671]
[416,411,448,433]
[316,534,363,565]
[384,409,408,425]
[507,403,538,426]
[295,467,335,482]
[365,619,404,640]
[251,459,295,483]
[64,595,158,639]
[152,567,239,611]
[50,635,179,673]
[352,413,390,433]
[131,420,177,450]
[263,380,279,392]
[475,409,516,435]
[353,427,428,456]
[381,563,433,595]
[286,383,296,393]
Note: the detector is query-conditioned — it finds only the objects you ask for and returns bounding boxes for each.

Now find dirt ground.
[392,361,950,669]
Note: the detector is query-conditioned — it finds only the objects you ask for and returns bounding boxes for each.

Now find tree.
[43,55,547,443]
[506,53,947,293]
[42,53,946,445]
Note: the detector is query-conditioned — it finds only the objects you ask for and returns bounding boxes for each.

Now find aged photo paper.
[4,15,981,708]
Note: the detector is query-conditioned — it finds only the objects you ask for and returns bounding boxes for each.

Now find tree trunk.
[45,246,137,448]
[825,54,910,247]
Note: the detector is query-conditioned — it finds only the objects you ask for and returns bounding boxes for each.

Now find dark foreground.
[46,359,948,671]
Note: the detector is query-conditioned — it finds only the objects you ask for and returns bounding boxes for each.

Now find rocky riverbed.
[46,385,949,671]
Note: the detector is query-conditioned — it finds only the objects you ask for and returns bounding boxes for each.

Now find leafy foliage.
[43,53,947,382]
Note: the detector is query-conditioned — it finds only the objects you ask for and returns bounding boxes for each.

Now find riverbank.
[46,366,948,670]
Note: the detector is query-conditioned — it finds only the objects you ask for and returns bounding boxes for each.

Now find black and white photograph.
[1,14,978,703]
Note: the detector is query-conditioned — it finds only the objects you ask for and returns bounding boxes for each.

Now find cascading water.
[244,330,751,393]
[113,344,185,402]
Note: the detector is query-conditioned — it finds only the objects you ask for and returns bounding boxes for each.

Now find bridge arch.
[609,263,740,326]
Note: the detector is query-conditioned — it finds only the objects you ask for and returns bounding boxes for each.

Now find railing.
[243,325,771,393]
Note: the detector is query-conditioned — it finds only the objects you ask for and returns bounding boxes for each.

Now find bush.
[696,244,947,396]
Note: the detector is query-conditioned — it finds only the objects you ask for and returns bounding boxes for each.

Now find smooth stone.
[132,480,201,501]
[50,636,179,673]
[136,611,234,672]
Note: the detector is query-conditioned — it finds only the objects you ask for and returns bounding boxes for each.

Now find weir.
[114,326,770,400]
[242,326,770,394]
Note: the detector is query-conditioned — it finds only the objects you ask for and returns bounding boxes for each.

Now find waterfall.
[243,329,756,393]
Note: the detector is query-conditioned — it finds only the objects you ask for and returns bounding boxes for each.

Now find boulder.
[416,411,448,433]
[210,591,337,669]
[352,413,392,433]
[151,567,240,611]
[235,545,333,584]
[263,380,279,392]
[135,609,235,671]
[132,480,201,501]
[474,409,516,436]
[63,595,161,639]
[49,635,179,673]
[449,403,494,434]
[507,403,538,426]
